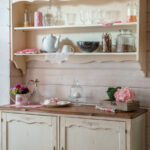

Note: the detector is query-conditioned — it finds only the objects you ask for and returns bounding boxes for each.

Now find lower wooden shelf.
[12,52,144,75]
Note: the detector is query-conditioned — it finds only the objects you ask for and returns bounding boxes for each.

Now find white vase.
[15,94,30,106]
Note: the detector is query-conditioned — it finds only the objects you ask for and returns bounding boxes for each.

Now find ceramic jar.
[15,94,30,106]
[34,12,43,27]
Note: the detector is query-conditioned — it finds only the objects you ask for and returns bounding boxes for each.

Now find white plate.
[44,101,72,108]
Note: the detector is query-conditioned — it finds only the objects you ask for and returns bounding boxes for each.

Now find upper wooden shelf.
[14,23,137,32]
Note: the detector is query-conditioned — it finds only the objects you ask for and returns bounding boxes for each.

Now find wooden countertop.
[0,105,147,119]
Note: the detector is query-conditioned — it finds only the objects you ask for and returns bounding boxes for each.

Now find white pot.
[15,94,30,106]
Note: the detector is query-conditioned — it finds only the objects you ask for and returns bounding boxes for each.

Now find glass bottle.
[24,9,32,27]
[27,79,44,104]
[127,2,137,23]
[116,29,136,52]
[44,0,52,26]
[102,33,112,52]
[70,80,83,106]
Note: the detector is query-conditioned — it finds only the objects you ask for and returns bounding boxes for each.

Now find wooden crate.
[100,100,140,111]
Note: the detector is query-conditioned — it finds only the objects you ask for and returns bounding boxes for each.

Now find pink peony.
[115,87,136,103]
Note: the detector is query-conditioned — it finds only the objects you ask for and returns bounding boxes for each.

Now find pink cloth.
[96,105,116,113]
[34,12,43,27]
[8,104,43,108]
[15,49,39,54]
[98,21,122,26]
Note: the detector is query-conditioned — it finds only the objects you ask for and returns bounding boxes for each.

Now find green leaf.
[107,87,121,101]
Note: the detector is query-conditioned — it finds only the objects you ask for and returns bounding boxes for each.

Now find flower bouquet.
[100,87,139,111]
[10,84,30,106]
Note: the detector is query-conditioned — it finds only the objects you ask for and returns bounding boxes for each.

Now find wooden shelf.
[14,23,137,32]
[13,52,137,74]
[14,52,137,56]
[11,0,147,76]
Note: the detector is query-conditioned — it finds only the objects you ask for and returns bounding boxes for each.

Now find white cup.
[61,45,74,54]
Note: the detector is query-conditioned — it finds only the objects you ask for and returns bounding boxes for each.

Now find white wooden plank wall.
[9,0,150,149]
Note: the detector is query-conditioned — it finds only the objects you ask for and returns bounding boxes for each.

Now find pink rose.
[115,88,136,103]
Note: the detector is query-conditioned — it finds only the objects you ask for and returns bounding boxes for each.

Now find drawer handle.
[53,146,56,150]
[62,147,64,150]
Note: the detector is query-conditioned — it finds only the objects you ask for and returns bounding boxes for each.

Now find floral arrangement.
[107,87,136,103]
[115,87,136,103]
[10,84,29,95]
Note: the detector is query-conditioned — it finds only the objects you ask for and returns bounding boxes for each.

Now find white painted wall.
[0,0,10,105]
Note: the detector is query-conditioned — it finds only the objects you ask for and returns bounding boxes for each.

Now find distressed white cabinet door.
[60,117,126,150]
[2,113,57,150]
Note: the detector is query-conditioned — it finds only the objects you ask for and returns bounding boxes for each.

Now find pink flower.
[115,88,136,103]
[15,84,21,89]
[50,98,59,103]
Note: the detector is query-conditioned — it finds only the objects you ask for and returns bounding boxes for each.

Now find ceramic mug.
[62,45,74,54]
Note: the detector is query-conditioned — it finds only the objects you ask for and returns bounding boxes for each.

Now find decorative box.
[100,100,139,111]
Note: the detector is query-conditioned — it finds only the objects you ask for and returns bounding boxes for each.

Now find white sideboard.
[0,106,146,150]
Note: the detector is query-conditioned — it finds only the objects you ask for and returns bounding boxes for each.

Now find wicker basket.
[100,100,139,111]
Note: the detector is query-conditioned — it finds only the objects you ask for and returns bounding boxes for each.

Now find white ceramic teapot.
[42,34,60,53]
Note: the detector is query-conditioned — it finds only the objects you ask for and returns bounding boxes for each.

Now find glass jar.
[116,29,136,52]
[102,33,112,52]
[127,2,137,23]
[70,80,83,106]
[24,9,32,27]
[44,14,51,26]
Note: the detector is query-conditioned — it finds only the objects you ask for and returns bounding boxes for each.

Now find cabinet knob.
[53,146,55,150]
[62,147,64,150]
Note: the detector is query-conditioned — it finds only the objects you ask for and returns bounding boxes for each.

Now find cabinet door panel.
[60,117,126,150]
[2,113,57,150]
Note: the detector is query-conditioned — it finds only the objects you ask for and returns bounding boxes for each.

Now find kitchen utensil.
[61,45,74,54]
[42,34,60,53]
[77,41,99,52]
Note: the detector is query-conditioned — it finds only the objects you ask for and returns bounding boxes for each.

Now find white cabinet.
[60,117,126,150]
[0,111,146,150]
[1,113,57,150]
